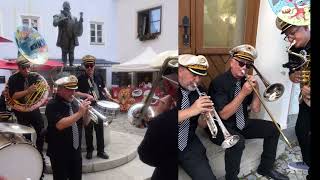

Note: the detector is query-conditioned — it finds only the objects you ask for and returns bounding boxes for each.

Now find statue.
[53,1,83,66]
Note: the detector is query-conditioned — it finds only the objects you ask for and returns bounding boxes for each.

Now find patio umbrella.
[35,60,63,71]
[0,59,63,70]
[0,59,18,70]
[0,36,13,43]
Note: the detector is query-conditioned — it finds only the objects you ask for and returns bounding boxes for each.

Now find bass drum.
[0,133,43,180]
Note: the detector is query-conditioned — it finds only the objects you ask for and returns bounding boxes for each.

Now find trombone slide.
[242,70,292,148]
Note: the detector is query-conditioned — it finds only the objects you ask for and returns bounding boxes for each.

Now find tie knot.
[181,89,190,97]
[236,81,241,86]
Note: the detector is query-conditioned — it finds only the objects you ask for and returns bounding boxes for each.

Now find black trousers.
[178,135,217,180]
[14,109,45,152]
[207,119,280,180]
[50,152,82,180]
[61,46,75,66]
[296,102,311,179]
[84,120,105,153]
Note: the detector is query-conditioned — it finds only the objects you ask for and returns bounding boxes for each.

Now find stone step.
[44,130,142,173]
[178,127,286,180]
[43,155,154,180]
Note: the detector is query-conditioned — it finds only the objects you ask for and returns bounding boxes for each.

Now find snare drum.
[97,100,120,120]
[0,133,43,180]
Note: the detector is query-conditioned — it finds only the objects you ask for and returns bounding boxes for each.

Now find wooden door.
[179,0,260,90]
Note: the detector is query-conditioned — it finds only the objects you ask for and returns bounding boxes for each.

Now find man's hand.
[79,99,91,116]
[289,71,301,83]
[27,84,37,94]
[86,94,95,101]
[242,75,257,96]
[189,95,213,117]
[301,85,311,100]
[198,113,209,128]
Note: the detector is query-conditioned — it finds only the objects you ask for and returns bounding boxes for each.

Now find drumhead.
[0,134,43,180]
[97,100,120,110]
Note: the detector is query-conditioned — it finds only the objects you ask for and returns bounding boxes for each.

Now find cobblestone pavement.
[240,141,308,180]
[109,112,147,137]
[111,113,308,180]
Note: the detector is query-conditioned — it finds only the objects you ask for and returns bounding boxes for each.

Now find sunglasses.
[85,64,95,69]
[283,27,300,42]
[235,59,251,68]
[20,65,31,69]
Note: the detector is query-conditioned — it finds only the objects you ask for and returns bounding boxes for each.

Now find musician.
[206,45,289,180]
[76,55,111,159]
[137,61,178,179]
[138,107,178,180]
[0,90,7,112]
[53,1,83,66]
[45,75,90,180]
[7,56,45,153]
[276,17,311,179]
[177,54,216,180]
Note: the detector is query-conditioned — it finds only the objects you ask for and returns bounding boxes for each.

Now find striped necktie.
[68,103,79,149]
[178,89,190,151]
[235,81,245,130]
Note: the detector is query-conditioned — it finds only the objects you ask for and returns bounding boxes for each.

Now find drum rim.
[0,133,44,179]
[97,100,120,110]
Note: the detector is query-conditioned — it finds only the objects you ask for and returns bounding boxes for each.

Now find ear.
[229,58,236,68]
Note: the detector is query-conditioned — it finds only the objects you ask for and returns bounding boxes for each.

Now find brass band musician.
[276,17,311,179]
[45,75,91,180]
[138,54,217,180]
[206,45,289,180]
[76,55,111,159]
[7,56,45,153]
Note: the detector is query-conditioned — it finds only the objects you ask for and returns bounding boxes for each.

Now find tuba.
[127,56,178,128]
[5,25,49,112]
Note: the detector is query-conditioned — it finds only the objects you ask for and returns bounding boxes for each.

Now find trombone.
[251,65,284,102]
[241,69,292,148]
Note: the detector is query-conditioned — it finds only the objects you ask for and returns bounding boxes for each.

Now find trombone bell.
[263,83,285,102]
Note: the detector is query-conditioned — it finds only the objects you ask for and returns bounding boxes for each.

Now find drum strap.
[88,78,100,100]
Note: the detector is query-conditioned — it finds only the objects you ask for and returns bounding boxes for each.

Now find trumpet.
[194,83,240,149]
[73,96,110,126]
[242,70,292,148]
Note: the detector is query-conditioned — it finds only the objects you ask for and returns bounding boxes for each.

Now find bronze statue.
[53,1,83,66]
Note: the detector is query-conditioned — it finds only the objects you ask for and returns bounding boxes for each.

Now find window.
[21,16,39,30]
[90,22,104,45]
[137,6,161,41]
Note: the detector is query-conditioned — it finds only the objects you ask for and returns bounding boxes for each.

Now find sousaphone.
[5,25,49,112]
[268,0,310,26]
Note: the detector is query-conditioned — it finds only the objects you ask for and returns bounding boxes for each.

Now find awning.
[112,47,178,72]
[0,36,13,43]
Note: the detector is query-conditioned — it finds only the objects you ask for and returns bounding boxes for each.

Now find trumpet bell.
[15,25,48,64]
[221,135,240,149]
[128,103,156,128]
[263,83,285,102]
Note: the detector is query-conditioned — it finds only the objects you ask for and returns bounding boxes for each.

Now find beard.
[186,84,196,91]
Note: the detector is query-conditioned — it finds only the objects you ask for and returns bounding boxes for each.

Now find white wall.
[115,0,178,63]
[0,0,116,61]
[252,0,299,129]
[0,70,12,93]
